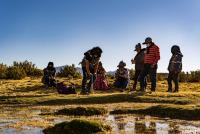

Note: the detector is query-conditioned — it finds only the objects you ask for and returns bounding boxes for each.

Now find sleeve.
[174,55,182,72]
[153,46,160,64]
[52,68,56,76]
[115,70,119,78]
[125,69,129,80]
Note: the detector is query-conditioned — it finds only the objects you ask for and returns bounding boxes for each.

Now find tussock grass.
[111,104,200,120]
[55,107,108,116]
[43,119,111,134]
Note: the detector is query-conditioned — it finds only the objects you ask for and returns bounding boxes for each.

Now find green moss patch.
[111,105,200,120]
[43,119,111,134]
[55,107,108,116]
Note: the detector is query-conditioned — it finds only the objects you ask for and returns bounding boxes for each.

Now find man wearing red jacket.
[139,37,160,92]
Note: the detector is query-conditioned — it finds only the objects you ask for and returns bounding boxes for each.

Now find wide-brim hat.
[117,61,126,67]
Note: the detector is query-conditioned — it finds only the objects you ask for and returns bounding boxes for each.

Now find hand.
[131,59,135,64]
[151,64,155,68]
[87,73,92,79]
[93,73,97,78]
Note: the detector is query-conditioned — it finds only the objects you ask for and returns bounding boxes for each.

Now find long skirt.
[94,75,109,90]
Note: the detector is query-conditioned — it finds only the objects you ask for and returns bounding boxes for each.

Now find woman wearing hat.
[114,61,129,90]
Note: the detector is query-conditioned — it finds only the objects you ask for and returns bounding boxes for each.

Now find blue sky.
[0,0,200,72]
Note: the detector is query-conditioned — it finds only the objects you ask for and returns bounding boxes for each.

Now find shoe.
[80,91,87,95]
[139,88,145,92]
[167,89,172,92]
[173,90,178,93]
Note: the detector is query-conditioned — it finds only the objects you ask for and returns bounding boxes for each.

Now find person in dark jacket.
[42,62,56,88]
[81,47,103,95]
[167,45,183,92]
[139,37,160,92]
[131,43,147,91]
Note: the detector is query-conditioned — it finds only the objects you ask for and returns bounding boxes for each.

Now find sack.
[56,82,76,94]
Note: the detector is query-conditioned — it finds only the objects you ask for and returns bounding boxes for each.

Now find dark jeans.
[115,79,129,89]
[81,66,96,93]
[167,72,179,92]
[139,64,157,91]
[133,70,147,90]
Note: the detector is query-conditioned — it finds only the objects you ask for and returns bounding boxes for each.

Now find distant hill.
[55,65,82,75]
[106,71,116,76]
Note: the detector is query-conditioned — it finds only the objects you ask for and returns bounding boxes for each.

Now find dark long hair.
[171,45,181,55]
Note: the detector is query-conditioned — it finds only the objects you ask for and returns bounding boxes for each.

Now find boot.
[173,89,179,93]
[167,89,172,92]
[151,88,156,92]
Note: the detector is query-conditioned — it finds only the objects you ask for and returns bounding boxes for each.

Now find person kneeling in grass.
[94,62,109,90]
[42,62,57,88]
[167,45,183,92]
[114,61,129,91]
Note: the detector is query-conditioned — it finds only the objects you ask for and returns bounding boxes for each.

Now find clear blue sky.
[0,0,200,72]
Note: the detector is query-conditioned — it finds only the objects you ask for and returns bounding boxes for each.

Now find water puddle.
[106,115,200,134]
[0,108,200,134]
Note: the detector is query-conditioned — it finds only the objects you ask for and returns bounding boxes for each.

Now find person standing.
[81,47,103,95]
[167,45,183,92]
[131,43,147,91]
[139,37,160,92]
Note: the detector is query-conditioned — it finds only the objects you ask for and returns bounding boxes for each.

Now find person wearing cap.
[131,43,147,91]
[167,45,183,92]
[42,62,57,88]
[114,61,129,90]
[138,37,160,92]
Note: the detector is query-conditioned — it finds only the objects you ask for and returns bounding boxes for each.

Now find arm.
[173,55,182,73]
[85,60,90,75]
[94,62,99,74]
[131,59,136,64]
[153,46,160,65]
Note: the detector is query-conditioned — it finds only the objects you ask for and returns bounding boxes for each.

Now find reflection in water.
[106,115,200,134]
[1,109,200,134]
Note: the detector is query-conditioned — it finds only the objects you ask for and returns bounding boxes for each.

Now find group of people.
[79,37,183,95]
[41,37,183,95]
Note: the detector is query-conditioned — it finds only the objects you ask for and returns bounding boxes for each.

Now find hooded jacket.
[168,52,183,73]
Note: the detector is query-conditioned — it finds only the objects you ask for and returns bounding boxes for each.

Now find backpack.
[56,82,76,94]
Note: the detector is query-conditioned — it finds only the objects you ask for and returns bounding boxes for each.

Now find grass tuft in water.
[43,119,111,134]
[55,107,108,116]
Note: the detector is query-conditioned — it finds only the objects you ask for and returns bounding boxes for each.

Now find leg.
[122,80,129,89]
[144,77,147,90]
[150,64,157,91]
[132,70,141,91]
[139,64,150,91]
[81,67,88,93]
[173,73,179,92]
[167,72,173,92]
[50,78,57,87]
[87,74,96,92]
